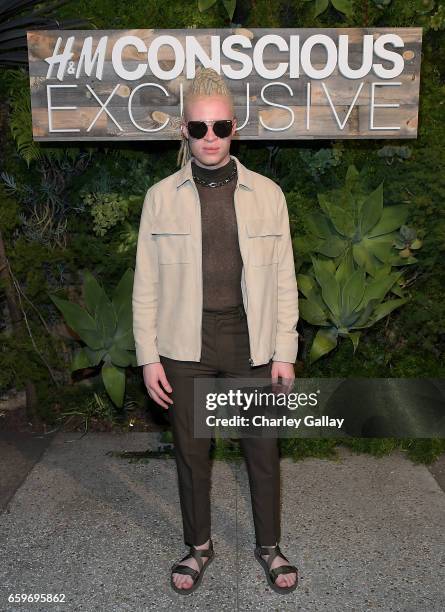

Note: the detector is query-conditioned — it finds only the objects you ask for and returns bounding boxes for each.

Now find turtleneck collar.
[191,156,236,183]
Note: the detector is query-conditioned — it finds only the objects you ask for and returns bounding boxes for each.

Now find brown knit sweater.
[191,158,244,312]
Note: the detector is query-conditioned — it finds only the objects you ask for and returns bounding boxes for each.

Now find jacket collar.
[175,153,254,190]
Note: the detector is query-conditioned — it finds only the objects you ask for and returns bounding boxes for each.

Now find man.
[132,67,299,595]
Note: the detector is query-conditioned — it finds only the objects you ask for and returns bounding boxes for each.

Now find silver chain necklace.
[192,159,237,188]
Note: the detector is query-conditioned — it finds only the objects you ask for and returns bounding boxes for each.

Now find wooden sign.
[26,28,422,141]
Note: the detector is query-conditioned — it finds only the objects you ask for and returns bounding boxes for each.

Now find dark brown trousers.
[160,303,281,547]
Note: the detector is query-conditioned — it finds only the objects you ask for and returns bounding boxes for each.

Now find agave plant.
[49,269,136,407]
[294,165,420,276]
[297,250,409,363]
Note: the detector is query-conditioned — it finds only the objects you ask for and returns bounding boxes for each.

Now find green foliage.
[374,0,436,31]
[140,435,445,465]
[430,3,445,30]
[341,437,445,464]
[279,438,445,464]
[372,0,392,8]
[302,0,353,19]
[56,390,121,433]
[293,165,425,362]
[295,164,420,274]
[8,79,40,166]
[55,0,227,29]
[102,433,445,465]
[211,437,244,461]
[82,192,140,236]
[0,0,443,458]
[198,0,236,20]
[393,225,423,258]
[2,68,86,166]
[1,157,91,248]
[298,147,343,180]
[298,253,409,362]
[49,269,136,407]
[0,185,19,234]
[376,145,412,162]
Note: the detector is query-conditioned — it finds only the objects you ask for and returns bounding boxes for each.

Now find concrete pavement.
[1,432,444,611]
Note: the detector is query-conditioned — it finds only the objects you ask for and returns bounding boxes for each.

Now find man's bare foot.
[261,545,297,588]
[172,538,211,590]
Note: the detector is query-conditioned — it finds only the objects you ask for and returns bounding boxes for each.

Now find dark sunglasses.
[187,119,234,139]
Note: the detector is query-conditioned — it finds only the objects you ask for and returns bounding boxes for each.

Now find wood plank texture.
[27,28,422,141]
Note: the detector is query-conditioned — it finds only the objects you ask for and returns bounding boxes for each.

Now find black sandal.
[170,539,215,595]
[254,543,298,594]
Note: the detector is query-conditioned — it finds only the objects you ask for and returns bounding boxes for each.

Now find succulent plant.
[297,251,409,363]
[296,164,419,276]
[393,225,423,258]
[49,269,136,407]
[377,145,412,162]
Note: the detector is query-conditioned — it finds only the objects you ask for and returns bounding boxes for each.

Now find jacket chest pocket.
[246,217,282,266]
[150,217,192,264]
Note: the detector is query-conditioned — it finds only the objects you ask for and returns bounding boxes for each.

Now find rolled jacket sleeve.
[132,187,160,366]
[272,188,299,364]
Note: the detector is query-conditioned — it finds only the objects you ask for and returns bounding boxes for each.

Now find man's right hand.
[142,363,173,409]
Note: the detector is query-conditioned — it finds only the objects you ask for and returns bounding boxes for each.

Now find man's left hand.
[271,361,295,394]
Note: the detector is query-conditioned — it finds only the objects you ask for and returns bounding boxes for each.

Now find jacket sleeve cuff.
[272,335,299,364]
[135,346,160,367]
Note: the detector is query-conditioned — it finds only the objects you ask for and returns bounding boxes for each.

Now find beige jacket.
[132,154,299,367]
